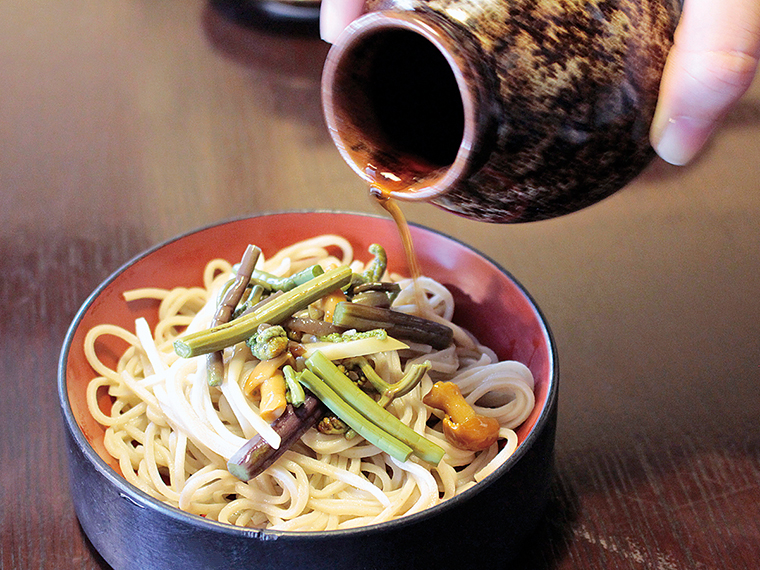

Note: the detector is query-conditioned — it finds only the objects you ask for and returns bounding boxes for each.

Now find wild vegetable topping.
[282,364,305,407]
[282,315,343,338]
[331,302,454,349]
[248,264,325,292]
[423,381,501,452]
[297,367,414,463]
[247,324,289,360]
[259,370,288,422]
[173,266,353,358]
[351,356,431,407]
[232,284,265,319]
[358,244,387,283]
[351,282,401,308]
[227,394,325,481]
[317,414,351,435]
[206,245,261,385]
[244,353,291,395]
[305,351,444,464]
[319,329,388,343]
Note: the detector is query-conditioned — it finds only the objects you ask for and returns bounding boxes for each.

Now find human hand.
[319,0,760,167]
[650,0,760,165]
[320,0,365,44]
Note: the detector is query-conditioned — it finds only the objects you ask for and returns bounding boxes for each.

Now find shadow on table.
[507,474,579,569]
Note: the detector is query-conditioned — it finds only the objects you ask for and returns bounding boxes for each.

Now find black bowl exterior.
[58,211,559,569]
[63,405,556,570]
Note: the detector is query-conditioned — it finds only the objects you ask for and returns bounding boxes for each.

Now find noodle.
[85,235,536,530]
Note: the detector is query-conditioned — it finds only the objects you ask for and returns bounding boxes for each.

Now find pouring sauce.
[366,163,434,319]
[364,162,478,351]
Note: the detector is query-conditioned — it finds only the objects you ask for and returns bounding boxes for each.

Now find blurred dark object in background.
[210,0,321,35]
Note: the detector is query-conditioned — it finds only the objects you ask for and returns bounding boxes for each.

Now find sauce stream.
[369,184,433,319]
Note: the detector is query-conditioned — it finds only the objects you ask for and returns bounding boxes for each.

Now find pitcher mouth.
[321,11,480,202]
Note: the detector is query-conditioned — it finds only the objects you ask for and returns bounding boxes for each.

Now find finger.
[650,0,760,165]
[320,0,366,43]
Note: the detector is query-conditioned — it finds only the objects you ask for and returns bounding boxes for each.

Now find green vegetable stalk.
[250,264,325,292]
[282,365,305,407]
[174,265,352,358]
[353,356,431,407]
[305,351,444,465]
[297,369,413,463]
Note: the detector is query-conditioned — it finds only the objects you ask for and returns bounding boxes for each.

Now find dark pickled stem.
[227,393,325,481]
[282,316,345,337]
[351,290,392,308]
[207,245,261,386]
[352,282,401,295]
[332,301,453,350]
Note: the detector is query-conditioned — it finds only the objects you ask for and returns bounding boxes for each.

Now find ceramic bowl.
[59,211,558,570]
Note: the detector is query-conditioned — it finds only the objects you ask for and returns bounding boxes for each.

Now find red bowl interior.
[64,211,555,477]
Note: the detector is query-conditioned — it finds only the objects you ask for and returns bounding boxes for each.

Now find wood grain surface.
[1,1,758,569]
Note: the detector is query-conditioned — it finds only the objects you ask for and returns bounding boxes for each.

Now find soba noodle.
[85,235,535,530]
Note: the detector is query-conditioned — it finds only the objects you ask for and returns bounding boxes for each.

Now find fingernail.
[650,115,712,166]
[319,1,341,43]
[319,0,365,44]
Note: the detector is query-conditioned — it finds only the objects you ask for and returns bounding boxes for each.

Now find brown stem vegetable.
[227,393,325,481]
[331,302,454,350]
[281,315,344,338]
[423,381,501,452]
[207,245,261,386]
[351,282,401,308]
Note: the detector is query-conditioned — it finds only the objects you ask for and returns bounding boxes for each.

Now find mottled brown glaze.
[323,0,683,222]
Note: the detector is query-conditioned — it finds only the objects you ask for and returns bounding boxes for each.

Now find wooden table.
[2,2,758,568]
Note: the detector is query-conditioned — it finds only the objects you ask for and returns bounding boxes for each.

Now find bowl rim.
[58,209,559,540]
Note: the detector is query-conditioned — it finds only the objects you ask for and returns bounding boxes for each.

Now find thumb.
[320,0,366,43]
[650,0,760,165]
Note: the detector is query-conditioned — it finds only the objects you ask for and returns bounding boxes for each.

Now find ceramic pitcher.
[321,0,684,222]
